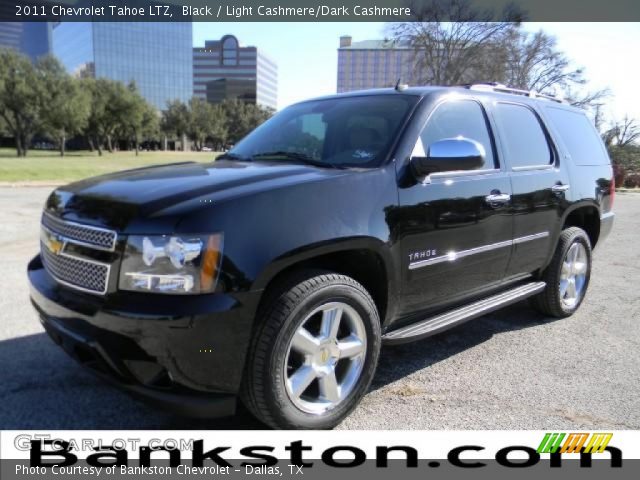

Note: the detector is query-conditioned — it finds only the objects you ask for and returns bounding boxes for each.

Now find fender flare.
[251,235,398,310]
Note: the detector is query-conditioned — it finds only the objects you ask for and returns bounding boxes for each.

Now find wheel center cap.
[320,348,330,363]
[316,342,339,367]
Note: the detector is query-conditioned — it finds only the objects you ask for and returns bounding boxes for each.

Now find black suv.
[28,84,615,429]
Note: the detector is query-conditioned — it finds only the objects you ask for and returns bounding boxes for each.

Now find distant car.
[202,147,213,152]
[29,84,614,429]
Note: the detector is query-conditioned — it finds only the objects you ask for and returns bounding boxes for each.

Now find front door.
[395,98,513,317]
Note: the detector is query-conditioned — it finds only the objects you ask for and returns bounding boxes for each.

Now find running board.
[382,282,546,345]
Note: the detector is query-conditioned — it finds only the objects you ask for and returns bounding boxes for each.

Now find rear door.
[396,98,513,316]
[489,102,570,276]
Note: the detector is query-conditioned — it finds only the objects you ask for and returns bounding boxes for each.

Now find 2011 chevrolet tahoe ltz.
[28,84,615,429]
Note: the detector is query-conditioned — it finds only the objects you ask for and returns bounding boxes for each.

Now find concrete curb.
[0,182,64,188]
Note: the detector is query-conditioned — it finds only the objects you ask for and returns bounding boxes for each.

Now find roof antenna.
[395,78,408,91]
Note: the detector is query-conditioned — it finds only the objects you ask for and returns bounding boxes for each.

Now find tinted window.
[416,100,496,170]
[230,95,418,168]
[545,107,610,166]
[493,103,552,168]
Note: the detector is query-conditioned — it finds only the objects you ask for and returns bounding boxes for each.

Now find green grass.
[0,149,218,183]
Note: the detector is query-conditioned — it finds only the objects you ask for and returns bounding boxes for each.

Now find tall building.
[337,35,416,93]
[52,22,193,110]
[0,22,52,61]
[193,35,277,110]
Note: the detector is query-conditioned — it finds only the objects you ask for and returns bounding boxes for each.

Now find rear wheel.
[241,271,381,429]
[531,227,592,318]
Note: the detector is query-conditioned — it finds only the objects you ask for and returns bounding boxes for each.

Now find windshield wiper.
[216,152,251,162]
[251,151,343,169]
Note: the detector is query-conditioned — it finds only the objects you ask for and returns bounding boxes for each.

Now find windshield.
[227,94,419,168]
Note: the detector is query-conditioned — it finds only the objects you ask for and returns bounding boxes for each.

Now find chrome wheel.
[283,302,367,414]
[559,242,588,308]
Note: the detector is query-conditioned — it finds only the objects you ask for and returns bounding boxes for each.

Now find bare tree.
[563,86,610,110]
[389,0,521,86]
[502,29,609,108]
[390,6,607,111]
[604,116,640,147]
[503,30,581,92]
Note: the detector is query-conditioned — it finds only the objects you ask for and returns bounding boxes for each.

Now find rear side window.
[544,107,610,166]
[493,103,552,169]
[417,100,496,170]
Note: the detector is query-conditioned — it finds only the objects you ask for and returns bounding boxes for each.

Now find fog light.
[125,273,195,293]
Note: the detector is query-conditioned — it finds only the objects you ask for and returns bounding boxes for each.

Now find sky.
[193,22,640,124]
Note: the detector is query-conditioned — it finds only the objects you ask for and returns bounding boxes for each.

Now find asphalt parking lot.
[1,186,638,430]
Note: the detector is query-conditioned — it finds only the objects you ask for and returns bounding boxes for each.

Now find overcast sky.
[193,22,640,124]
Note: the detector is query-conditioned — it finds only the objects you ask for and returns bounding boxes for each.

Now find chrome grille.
[41,245,110,294]
[40,214,116,295]
[42,213,117,251]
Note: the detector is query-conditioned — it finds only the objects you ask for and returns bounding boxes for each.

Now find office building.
[193,35,277,110]
[337,35,417,93]
[0,22,52,61]
[52,22,193,110]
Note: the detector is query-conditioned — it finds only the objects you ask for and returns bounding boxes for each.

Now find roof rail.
[463,83,565,104]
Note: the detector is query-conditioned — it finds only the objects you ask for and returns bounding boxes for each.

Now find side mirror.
[410,137,486,178]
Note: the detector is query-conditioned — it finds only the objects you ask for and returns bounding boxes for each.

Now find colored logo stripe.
[537,433,613,454]
[537,433,566,453]
[560,433,589,453]
[583,433,613,453]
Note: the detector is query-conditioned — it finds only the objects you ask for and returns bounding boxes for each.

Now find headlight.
[119,233,223,294]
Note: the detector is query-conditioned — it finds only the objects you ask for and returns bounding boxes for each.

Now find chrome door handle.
[552,184,570,193]
[485,193,511,204]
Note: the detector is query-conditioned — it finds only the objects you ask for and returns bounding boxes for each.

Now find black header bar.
[4,0,640,22]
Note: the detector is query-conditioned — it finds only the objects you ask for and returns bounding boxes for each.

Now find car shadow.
[0,301,556,429]
[0,330,266,430]
[371,301,560,391]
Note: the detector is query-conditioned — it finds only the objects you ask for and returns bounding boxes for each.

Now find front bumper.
[28,254,261,418]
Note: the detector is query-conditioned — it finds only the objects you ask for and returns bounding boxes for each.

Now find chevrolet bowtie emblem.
[42,229,64,255]
[320,349,329,363]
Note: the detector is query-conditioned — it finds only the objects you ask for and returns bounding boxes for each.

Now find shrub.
[623,173,640,189]
[613,163,627,188]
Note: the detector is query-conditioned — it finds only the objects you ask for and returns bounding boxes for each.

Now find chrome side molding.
[409,231,549,270]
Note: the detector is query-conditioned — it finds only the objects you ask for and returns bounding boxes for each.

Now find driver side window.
[416,100,497,170]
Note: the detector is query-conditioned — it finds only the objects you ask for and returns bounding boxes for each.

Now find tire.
[241,270,381,429]
[531,227,592,318]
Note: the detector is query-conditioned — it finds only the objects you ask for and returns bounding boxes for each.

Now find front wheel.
[531,227,592,318]
[241,271,381,429]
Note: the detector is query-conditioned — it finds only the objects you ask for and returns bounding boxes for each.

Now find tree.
[37,56,90,156]
[603,116,640,148]
[81,78,151,155]
[502,29,609,109]
[186,98,227,151]
[161,100,190,151]
[389,4,606,110]
[102,80,137,153]
[114,82,158,155]
[221,99,273,144]
[502,30,579,93]
[0,48,46,156]
[138,102,161,150]
[81,78,111,155]
[389,0,521,86]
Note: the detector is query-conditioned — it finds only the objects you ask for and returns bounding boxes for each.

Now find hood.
[45,160,350,231]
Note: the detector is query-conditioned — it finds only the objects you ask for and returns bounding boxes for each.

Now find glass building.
[53,22,193,110]
[194,35,278,110]
[0,22,52,61]
[337,36,416,93]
